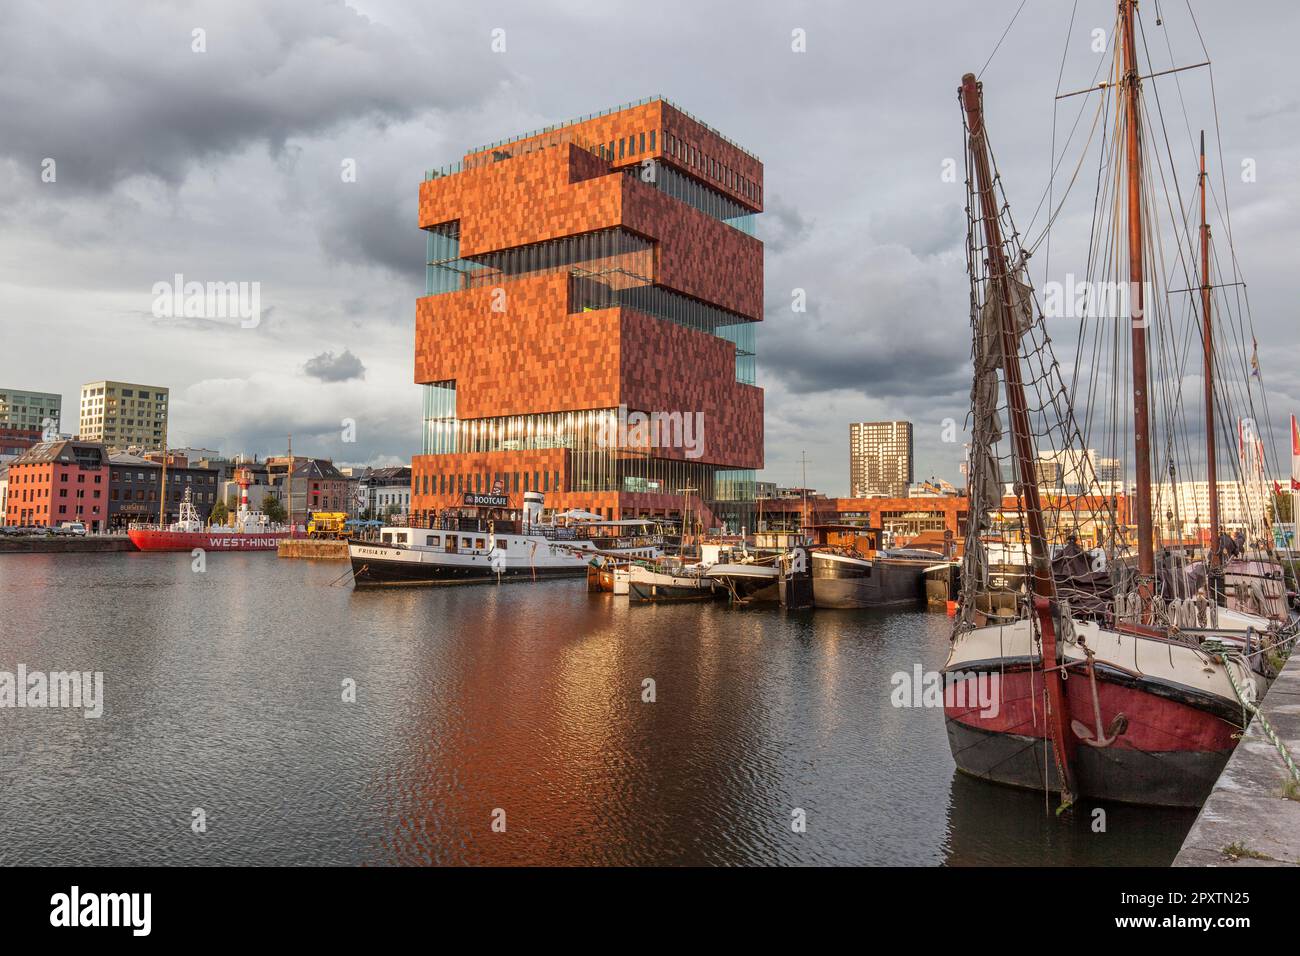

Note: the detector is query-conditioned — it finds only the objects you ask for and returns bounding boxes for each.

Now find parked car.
[59,522,87,536]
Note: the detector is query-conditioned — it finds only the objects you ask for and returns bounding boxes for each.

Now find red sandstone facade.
[410,99,764,525]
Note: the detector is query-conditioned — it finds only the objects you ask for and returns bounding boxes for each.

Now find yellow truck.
[306,512,349,540]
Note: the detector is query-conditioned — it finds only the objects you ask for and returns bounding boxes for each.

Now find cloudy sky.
[3,0,1297,494]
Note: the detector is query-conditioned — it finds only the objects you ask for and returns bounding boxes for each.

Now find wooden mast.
[961,72,1075,803]
[157,419,168,527]
[1121,0,1156,589]
[1200,129,1221,581]
[961,76,1055,606]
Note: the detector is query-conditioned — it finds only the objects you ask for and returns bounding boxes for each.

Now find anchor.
[1070,652,1128,748]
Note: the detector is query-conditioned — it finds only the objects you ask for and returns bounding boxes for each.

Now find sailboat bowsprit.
[941,1,1294,810]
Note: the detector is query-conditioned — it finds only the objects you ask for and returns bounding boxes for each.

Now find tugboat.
[349,491,662,587]
[128,469,291,552]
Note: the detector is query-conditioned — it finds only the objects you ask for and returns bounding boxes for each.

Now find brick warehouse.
[409,98,764,529]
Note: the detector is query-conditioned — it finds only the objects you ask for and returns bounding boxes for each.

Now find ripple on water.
[0,554,1194,865]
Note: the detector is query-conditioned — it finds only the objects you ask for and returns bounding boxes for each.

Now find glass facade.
[715,469,757,502]
[422,381,458,454]
[427,226,653,298]
[420,400,750,504]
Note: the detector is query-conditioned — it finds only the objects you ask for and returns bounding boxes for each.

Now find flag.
[1292,415,1300,491]
[1251,337,1261,379]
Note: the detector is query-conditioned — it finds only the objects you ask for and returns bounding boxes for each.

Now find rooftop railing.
[463,96,761,163]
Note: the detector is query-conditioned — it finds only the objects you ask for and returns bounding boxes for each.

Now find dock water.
[1174,651,1300,867]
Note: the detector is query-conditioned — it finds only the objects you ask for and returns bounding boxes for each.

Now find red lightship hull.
[127,529,291,552]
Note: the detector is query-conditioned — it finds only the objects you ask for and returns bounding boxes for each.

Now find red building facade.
[410,98,764,527]
[4,439,109,531]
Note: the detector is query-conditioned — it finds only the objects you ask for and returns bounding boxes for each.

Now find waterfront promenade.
[1175,652,1300,866]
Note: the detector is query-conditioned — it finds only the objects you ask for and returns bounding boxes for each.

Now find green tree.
[209,499,229,526]
[262,495,287,523]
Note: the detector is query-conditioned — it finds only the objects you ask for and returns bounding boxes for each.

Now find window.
[619,138,625,158]
[639,132,645,153]
[649,130,656,151]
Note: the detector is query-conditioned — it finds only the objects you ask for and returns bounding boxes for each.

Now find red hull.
[944,666,1239,806]
[127,529,291,552]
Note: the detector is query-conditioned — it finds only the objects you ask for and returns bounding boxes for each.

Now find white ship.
[349,492,662,587]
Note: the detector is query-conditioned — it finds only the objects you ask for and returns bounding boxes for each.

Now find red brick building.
[410,98,764,528]
[4,439,109,531]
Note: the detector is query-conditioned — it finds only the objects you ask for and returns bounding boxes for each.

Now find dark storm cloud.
[304,349,366,382]
[0,0,491,193]
[761,317,969,398]
[317,176,422,279]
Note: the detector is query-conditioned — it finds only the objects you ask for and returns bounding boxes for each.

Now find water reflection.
[0,554,1194,865]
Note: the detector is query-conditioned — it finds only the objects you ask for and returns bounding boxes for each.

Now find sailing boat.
[943,1,1266,809]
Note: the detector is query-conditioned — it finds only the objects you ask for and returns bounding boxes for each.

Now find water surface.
[0,552,1194,865]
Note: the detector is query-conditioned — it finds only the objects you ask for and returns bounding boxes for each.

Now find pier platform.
[0,535,136,554]
[278,539,348,560]
[1174,653,1300,867]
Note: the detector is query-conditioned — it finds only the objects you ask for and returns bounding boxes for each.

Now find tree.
[262,495,287,523]
[1268,493,1294,525]
[209,499,229,526]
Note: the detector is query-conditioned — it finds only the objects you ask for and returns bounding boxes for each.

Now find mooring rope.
[1207,645,1300,787]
